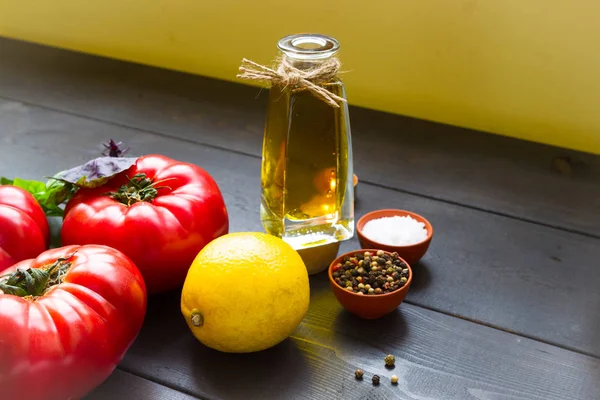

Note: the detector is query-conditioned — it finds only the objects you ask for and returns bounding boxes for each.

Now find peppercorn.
[385,354,396,367]
[372,375,380,385]
[333,251,409,295]
[355,369,364,379]
[391,375,399,384]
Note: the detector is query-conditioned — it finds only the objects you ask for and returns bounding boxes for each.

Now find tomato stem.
[107,173,173,206]
[0,253,76,298]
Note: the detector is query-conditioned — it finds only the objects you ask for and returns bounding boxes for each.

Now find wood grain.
[1,98,599,359]
[85,370,199,400]
[1,37,599,236]
[120,281,600,400]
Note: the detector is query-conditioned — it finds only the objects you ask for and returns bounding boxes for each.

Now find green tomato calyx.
[0,253,76,298]
[108,173,173,206]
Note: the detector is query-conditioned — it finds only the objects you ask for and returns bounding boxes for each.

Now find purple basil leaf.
[54,157,138,188]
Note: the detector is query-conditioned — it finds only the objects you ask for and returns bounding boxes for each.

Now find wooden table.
[1,37,599,400]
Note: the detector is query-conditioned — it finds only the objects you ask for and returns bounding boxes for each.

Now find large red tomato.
[0,244,147,400]
[61,154,229,294]
[0,186,49,272]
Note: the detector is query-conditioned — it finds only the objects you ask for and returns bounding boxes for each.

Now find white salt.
[362,215,428,246]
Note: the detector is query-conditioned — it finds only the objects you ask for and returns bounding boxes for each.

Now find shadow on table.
[333,306,409,347]
[407,260,432,292]
[190,335,309,399]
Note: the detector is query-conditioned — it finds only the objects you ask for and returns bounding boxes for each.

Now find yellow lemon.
[180,232,310,353]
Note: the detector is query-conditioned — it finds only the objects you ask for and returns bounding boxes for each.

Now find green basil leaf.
[1,177,72,217]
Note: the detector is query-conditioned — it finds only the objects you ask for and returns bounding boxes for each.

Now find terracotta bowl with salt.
[356,209,433,266]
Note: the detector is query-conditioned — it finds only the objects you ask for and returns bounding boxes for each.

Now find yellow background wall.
[1,1,599,154]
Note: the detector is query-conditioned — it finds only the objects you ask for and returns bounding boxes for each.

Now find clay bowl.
[328,249,413,319]
[356,209,433,266]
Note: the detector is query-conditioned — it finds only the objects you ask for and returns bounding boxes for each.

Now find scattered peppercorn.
[331,251,410,295]
[385,354,396,367]
[372,375,380,385]
[355,369,364,379]
[391,375,399,384]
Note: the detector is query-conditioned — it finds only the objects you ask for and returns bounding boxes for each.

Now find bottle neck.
[277,34,340,72]
[283,56,331,71]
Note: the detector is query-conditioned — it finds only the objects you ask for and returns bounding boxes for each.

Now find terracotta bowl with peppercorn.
[357,209,433,266]
[328,249,412,319]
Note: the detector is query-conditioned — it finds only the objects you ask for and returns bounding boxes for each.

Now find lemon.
[180,232,310,353]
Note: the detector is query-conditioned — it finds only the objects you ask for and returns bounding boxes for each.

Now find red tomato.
[61,154,229,294]
[0,186,49,272]
[0,244,147,400]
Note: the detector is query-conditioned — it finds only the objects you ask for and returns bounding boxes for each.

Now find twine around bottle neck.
[237,55,347,108]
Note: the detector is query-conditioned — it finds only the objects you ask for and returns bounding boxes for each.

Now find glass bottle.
[260,33,354,255]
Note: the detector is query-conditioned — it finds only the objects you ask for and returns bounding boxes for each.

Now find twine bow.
[237,56,346,108]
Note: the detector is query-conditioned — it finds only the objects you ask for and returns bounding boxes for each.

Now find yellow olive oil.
[260,80,354,249]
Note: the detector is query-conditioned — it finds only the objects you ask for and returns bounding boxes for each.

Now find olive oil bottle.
[259,34,354,251]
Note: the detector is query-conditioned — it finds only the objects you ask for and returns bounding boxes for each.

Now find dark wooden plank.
[120,282,599,400]
[85,369,199,400]
[1,37,599,236]
[1,97,599,358]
